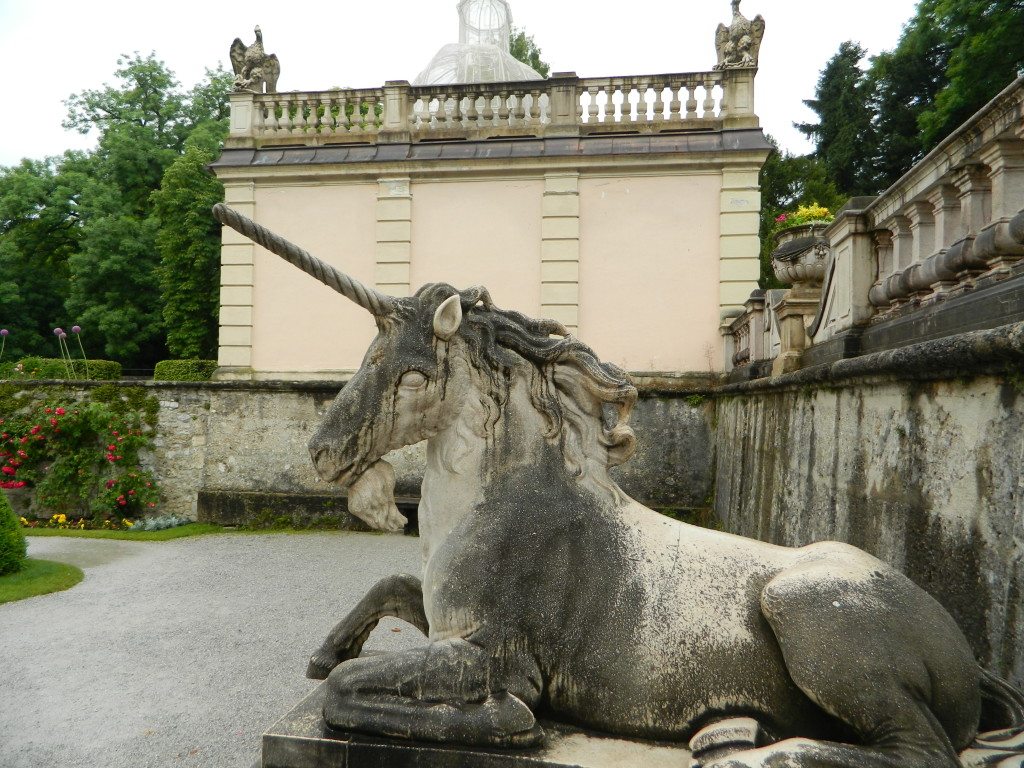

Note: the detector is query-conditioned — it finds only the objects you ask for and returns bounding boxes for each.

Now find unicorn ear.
[433,295,463,341]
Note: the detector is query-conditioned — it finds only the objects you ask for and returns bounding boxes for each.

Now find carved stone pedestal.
[262,684,692,768]
[771,290,821,376]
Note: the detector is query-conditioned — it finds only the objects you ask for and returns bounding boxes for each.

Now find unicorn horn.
[212,204,396,317]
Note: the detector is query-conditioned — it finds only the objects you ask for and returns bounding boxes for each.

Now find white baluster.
[309,96,321,134]
[685,82,698,120]
[481,91,494,125]
[653,84,666,124]
[352,95,365,133]
[587,87,600,124]
[291,97,306,135]
[603,88,616,123]
[278,98,292,132]
[466,92,480,127]
[530,89,542,125]
[702,79,716,118]
[668,84,682,123]
[497,90,510,126]
[512,93,526,126]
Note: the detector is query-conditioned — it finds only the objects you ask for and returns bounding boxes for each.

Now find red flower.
[29,426,40,435]
[105,453,115,462]
[118,500,127,506]
[1,466,15,475]
[106,479,115,489]
[50,418,58,427]
[55,407,65,416]
[45,408,53,414]
[128,490,136,496]
[107,445,116,451]
[17,451,27,459]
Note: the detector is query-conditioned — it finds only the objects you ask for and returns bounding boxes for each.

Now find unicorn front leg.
[323,637,545,748]
[307,573,428,679]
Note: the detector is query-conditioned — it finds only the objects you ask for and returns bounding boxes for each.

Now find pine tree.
[796,42,877,196]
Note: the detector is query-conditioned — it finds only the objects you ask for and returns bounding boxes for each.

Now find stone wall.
[12,380,711,522]
[714,325,1024,686]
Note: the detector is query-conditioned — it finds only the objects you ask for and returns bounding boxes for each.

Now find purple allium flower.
[59,332,68,340]
[54,328,63,336]
[0,329,7,337]
[72,325,81,334]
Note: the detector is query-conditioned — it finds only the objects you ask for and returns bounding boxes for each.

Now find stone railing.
[802,77,1024,355]
[724,289,783,376]
[225,69,758,148]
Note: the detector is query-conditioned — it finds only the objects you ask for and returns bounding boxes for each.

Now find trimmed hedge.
[2,357,122,381]
[153,359,218,382]
[0,492,27,576]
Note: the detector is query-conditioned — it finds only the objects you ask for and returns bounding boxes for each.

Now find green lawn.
[0,558,84,604]
[25,523,225,541]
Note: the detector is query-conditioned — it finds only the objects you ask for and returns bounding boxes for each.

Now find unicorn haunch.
[214,204,1024,768]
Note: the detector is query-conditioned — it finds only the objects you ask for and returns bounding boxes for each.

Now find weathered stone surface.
[263,685,692,768]
[230,26,280,93]
[214,205,1024,767]
[716,374,1024,689]
[714,0,766,70]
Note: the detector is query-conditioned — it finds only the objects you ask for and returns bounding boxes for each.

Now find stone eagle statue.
[715,0,765,70]
[230,26,280,93]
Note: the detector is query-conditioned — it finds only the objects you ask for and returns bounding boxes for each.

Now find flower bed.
[0,385,161,524]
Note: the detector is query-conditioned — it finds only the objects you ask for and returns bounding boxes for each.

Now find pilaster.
[376,177,413,298]
[216,182,256,379]
[719,165,762,321]
[540,172,581,333]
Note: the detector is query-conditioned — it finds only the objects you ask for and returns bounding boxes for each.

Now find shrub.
[153,359,218,382]
[0,492,27,575]
[5,358,122,381]
[0,389,161,522]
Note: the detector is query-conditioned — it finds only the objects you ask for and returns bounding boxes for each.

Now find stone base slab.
[262,684,692,768]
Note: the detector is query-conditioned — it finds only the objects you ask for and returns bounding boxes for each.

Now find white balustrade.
[227,69,749,149]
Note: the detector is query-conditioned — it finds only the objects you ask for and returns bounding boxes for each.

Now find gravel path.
[0,532,426,768]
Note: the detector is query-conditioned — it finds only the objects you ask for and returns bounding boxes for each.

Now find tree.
[0,155,88,359]
[919,0,1024,147]
[58,55,231,368]
[796,42,877,196]
[865,0,950,190]
[152,120,228,359]
[509,27,551,77]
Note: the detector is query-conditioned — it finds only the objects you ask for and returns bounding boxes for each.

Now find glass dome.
[414,0,545,85]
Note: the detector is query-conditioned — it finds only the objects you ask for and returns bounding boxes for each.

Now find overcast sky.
[0,0,920,168]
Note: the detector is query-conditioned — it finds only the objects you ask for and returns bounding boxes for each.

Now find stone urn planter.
[771,223,831,290]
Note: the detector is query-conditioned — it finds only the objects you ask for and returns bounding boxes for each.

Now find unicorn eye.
[400,371,428,389]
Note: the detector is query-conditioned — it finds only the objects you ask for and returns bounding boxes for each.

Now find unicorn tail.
[960,669,1024,767]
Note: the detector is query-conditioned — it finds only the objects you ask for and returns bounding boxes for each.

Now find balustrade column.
[927,185,965,296]
[868,230,894,309]
[930,185,963,250]
[227,92,257,147]
[381,81,411,143]
[955,164,993,238]
[979,138,1024,221]
[976,137,1024,276]
[906,200,935,280]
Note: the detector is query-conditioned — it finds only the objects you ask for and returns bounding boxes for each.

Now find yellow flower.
[124,519,134,528]
[18,517,29,526]
[56,514,67,524]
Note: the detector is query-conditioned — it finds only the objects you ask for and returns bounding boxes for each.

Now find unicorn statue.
[214,203,1024,768]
